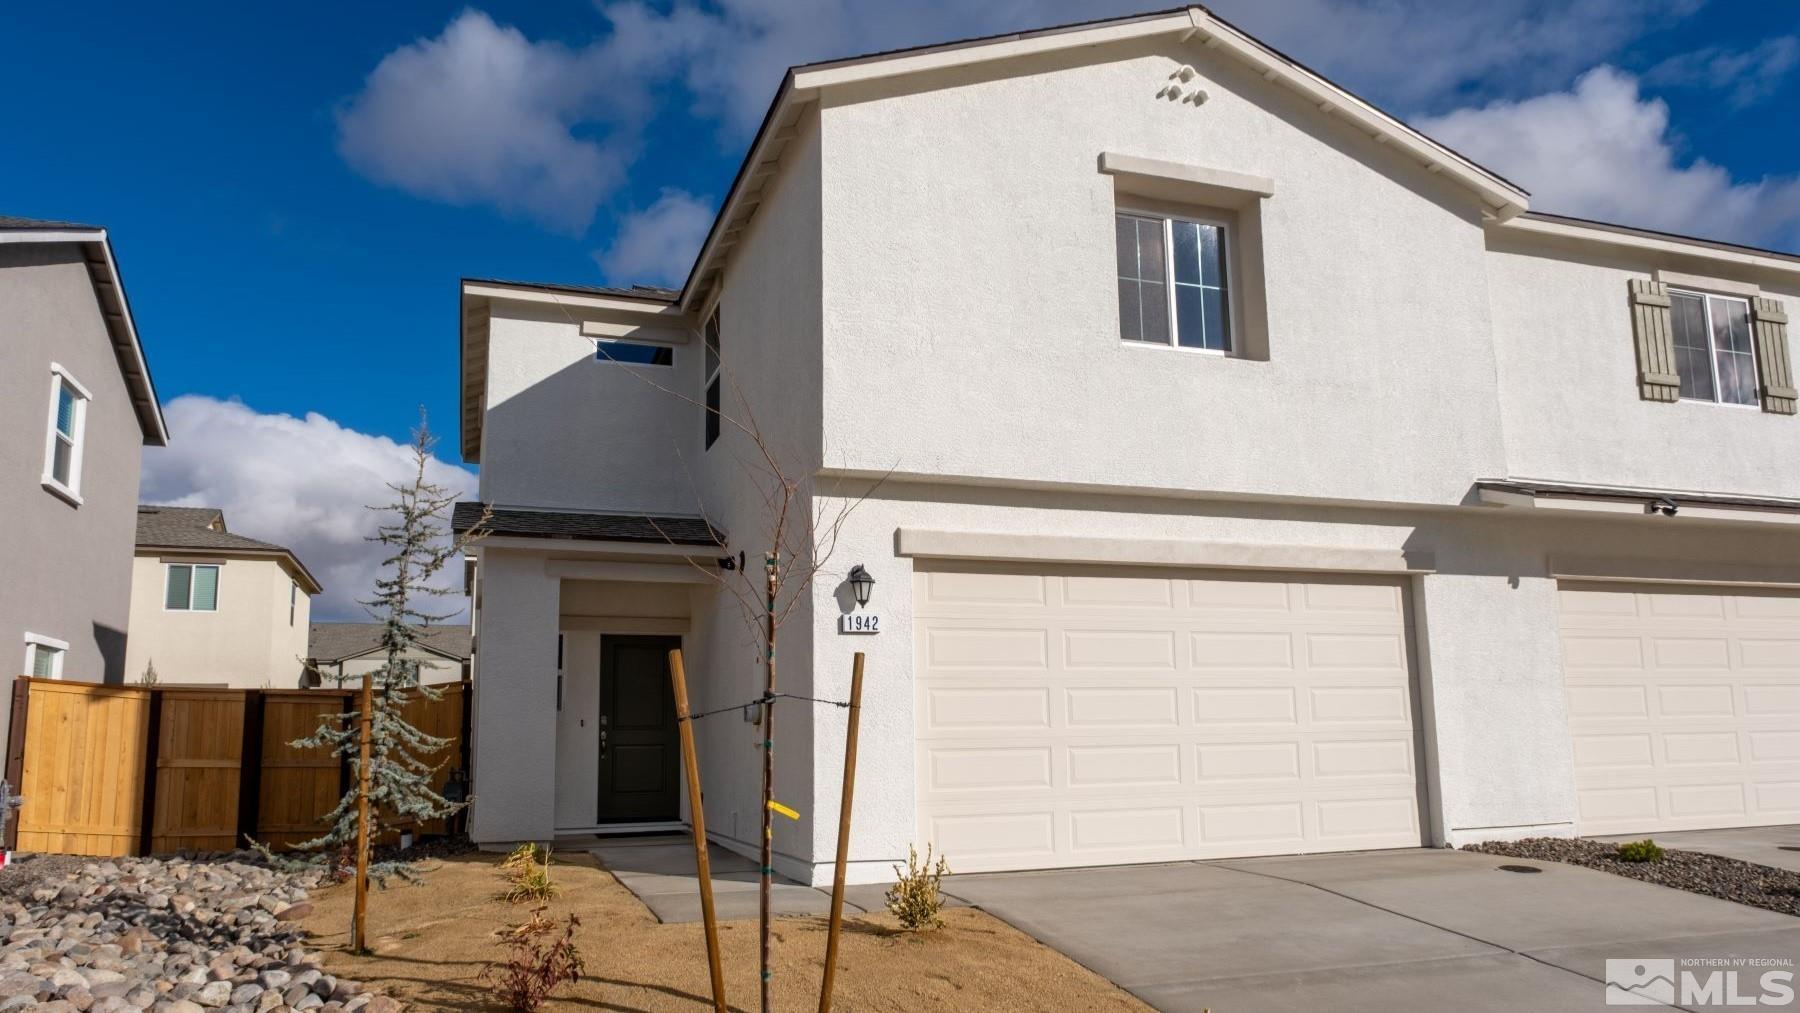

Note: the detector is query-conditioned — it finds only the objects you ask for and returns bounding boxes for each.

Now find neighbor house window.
[42,365,91,502]
[1670,289,1759,406]
[1115,212,1231,352]
[703,307,722,449]
[22,634,67,680]
[594,339,673,366]
[165,563,220,611]
[289,581,298,626]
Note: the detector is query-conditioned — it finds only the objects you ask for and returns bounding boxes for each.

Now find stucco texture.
[122,553,312,687]
[0,241,144,757]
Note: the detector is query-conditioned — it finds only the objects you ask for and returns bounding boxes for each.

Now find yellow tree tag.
[767,800,800,820]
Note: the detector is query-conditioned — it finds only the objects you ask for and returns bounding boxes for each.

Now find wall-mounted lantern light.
[848,564,876,608]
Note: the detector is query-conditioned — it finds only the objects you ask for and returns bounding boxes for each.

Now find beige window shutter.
[1628,279,1681,402]
[1751,297,1797,415]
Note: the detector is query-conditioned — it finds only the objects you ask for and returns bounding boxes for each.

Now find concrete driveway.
[1592,824,1800,875]
[946,848,1800,1012]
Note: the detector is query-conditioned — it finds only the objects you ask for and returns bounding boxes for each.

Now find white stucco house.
[124,506,321,687]
[456,8,1800,886]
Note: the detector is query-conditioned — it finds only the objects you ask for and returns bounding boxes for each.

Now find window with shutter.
[1751,298,1797,415]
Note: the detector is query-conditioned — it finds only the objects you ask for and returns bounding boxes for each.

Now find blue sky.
[4,0,1797,617]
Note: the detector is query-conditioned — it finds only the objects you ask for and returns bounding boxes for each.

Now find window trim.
[164,562,222,612]
[22,633,68,680]
[1115,206,1238,356]
[702,306,722,450]
[1669,286,1761,409]
[41,363,92,505]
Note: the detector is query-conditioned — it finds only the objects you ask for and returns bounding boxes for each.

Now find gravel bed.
[1464,837,1800,917]
[0,852,401,1012]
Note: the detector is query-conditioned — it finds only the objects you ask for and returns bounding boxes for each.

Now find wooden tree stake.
[352,671,372,953]
[669,649,727,1013]
[817,652,865,1013]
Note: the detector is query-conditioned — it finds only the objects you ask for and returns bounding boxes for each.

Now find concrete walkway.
[586,835,966,924]
[947,848,1800,1012]
[1592,824,1800,875]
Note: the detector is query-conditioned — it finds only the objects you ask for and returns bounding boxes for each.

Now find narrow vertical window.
[42,366,91,501]
[23,636,66,680]
[703,307,722,449]
[289,581,298,626]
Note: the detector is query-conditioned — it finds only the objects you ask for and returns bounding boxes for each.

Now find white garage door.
[914,563,1425,873]
[1561,582,1800,835]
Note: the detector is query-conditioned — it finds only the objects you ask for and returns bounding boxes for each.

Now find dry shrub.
[481,906,585,1011]
[501,842,547,871]
[506,853,558,903]
[885,843,950,931]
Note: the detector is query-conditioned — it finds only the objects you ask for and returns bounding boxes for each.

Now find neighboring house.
[305,622,472,686]
[124,506,321,687]
[456,8,1800,886]
[0,215,167,756]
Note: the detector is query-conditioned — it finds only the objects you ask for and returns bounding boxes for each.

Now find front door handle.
[599,729,608,758]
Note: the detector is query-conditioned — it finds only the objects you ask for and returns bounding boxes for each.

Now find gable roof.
[135,505,323,593]
[0,216,168,445]
[307,622,472,664]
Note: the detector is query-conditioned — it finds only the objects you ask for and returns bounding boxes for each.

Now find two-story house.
[454,8,1800,885]
[123,506,321,687]
[0,216,167,759]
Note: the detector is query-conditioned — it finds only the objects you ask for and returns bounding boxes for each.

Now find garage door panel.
[1562,581,1800,835]
[917,565,1424,872]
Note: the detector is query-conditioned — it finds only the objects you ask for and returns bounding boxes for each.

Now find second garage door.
[914,563,1425,873]
[1561,581,1800,835]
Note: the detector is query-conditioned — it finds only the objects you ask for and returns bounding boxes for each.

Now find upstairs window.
[703,307,722,449]
[1115,211,1231,352]
[289,581,298,626]
[165,563,220,612]
[1670,289,1758,406]
[594,338,672,366]
[42,365,91,502]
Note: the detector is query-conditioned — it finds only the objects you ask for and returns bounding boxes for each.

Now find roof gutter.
[1476,479,1800,528]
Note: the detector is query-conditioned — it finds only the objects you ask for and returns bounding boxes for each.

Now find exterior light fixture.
[848,564,876,608]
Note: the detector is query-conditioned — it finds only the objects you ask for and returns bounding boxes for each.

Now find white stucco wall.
[1485,230,1800,498]
[123,554,312,687]
[817,38,1506,506]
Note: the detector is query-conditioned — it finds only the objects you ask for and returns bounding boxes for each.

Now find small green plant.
[1616,838,1665,863]
[885,843,950,931]
[481,906,585,1011]
[506,854,558,903]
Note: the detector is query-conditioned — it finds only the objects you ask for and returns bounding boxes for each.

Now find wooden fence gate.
[3,678,469,858]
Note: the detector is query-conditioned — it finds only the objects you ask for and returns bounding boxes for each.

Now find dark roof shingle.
[454,502,724,546]
[0,215,100,230]
[308,622,472,663]
[135,505,323,592]
[464,277,680,302]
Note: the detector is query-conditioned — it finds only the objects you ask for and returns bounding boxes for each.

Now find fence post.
[236,691,265,848]
[138,689,163,857]
[3,678,30,851]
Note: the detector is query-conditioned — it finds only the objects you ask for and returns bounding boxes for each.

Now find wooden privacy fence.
[3,678,469,858]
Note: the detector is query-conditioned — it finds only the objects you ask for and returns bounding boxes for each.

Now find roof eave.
[137,543,323,595]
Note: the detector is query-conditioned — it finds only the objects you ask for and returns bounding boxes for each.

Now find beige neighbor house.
[124,506,322,687]
[457,8,1800,886]
[0,215,167,760]
[305,622,472,687]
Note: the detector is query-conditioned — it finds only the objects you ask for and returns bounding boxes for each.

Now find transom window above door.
[1115,211,1231,352]
[1669,289,1759,406]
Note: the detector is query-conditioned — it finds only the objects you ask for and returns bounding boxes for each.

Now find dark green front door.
[598,635,681,823]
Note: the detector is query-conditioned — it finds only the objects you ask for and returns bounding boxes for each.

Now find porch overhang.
[1475,479,1800,528]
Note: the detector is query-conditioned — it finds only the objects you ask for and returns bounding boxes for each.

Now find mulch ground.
[302,851,1150,1011]
[1464,837,1800,917]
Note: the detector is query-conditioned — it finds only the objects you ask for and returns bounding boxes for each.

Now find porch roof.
[453,502,725,547]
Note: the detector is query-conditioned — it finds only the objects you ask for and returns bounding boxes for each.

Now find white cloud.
[1418,67,1800,249]
[335,10,633,234]
[140,396,479,623]
[595,188,715,286]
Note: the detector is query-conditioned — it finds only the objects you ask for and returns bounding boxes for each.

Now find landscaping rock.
[0,855,401,1012]
[1465,837,1800,916]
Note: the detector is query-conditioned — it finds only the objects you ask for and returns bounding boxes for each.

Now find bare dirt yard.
[302,852,1147,1011]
